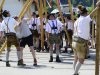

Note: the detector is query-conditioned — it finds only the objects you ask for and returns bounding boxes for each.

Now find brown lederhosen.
[5,33,19,48]
[4,18,19,48]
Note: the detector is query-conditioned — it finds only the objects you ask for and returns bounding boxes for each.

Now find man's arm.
[90,1,100,18]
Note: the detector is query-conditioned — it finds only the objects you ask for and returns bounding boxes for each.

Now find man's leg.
[56,44,61,62]
[6,47,11,67]
[16,47,26,66]
[74,58,84,75]
[73,55,78,71]
[49,44,53,62]
[29,46,37,66]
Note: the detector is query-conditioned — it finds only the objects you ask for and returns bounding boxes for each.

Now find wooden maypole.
[39,0,44,49]
[43,0,47,20]
[0,0,5,53]
[0,0,33,53]
[0,0,5,11]
[95,0,100,75]
[68,0,74,27]
[56,0,71,45]
[91,0,95,48]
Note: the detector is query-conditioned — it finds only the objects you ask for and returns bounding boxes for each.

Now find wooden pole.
[35,0,40,13]
[95,0,100,75]
[39,0,44,49]
[0,0,5,11]
[91,0,95,48]
[18,0,33,21]
[18,0,31,18]
[43,0,47,20]
[68,0,74,28]
[0,0,33,52]
[56,0,71,45]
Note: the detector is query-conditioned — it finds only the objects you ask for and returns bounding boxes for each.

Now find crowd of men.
[0,1,100,75]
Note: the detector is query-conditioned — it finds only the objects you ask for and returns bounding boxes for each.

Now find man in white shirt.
[0,10,25,67]
[45,13,63,62]
[28,12,40,51]
[72,2,100,75]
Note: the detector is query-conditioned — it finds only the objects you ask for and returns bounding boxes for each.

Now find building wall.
[2,0,35,17]
[3,0,23,17]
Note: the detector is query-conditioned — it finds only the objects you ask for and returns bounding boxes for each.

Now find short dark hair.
[2,10,9,17]
[78,5,88,15]
[81,7,88,14]
[67,15,71,20]
[32,12,36,16]
[48,13,55,20]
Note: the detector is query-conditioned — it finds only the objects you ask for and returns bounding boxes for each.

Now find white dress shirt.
[73,15,92,40]
[0,17,19,33]
[45,19,63,34]
[67,20,73,30]
[28,17,40,32]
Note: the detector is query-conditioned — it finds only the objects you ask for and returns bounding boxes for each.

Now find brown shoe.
[17,59,26,66]
[33,58,37,66]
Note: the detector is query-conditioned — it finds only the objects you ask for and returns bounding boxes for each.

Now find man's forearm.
[90,7,98,18]
[90,1,100,18]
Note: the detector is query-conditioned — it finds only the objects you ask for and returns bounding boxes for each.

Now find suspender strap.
[4,18,10,33]
[48,20,58,33]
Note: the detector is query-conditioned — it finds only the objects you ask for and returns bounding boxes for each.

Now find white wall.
[2,0,35,17]
[3,0,23,17]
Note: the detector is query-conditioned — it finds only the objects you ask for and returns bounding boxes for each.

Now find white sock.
[56,48,60,56]
[49,49,53,56]
[6,51,10,61]
[31,49,36,59]
[17,51,22,60]
[74,62,82,74]
[73,61,77,70]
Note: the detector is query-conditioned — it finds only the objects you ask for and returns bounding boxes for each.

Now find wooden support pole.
[56,0,71,45]
[39,0,44,49]
[95,0,100,75]
[43,0,47,20]
[18,0,33,21]
[18,0,31,18]
[35,0,40,13]
[0,0,5,11]
[91,0,95,48]
[68,0,74,28]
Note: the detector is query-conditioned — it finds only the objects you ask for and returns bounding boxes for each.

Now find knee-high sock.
[74,62,82,74]
[17,51,23,60]
[31,49,36,59]
[56,47,60,56]
[73,60,77,70]
[36,39,39,48]
[6,51,10,61]
[49,49,53,56]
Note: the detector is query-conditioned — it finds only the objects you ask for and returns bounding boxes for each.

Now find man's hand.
[96,1,100,7]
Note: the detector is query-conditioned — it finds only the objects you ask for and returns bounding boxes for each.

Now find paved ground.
[0,46,99,75]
